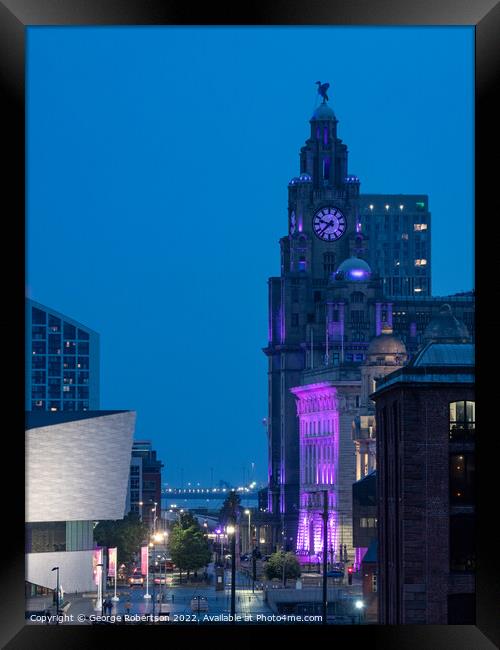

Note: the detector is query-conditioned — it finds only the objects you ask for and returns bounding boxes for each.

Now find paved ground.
[26,564,364,625]
[26,567,272,625]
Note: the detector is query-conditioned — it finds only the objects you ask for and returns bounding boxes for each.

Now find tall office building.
[359,194,431,296]
[126,440,164,530]
[26,299,100,412]
[263,87,474,552]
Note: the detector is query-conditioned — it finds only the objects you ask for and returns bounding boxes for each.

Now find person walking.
[125,599,132,615]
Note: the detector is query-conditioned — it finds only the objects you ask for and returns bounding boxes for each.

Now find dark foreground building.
[373,338,475,624]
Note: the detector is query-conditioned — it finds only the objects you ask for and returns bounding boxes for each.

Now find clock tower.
[264,85,366,551]
[286,96,361,279]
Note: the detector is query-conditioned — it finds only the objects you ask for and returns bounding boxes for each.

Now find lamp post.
[139,501,144,522]
[227,524,236,617]
[321,490,328,625]
[51,567,60,620]
[244,509,251,554]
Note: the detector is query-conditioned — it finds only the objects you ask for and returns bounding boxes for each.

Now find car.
[164,561,175,571]
[154,576,168,585]
[128,574,144,586]
[326,570,344,579]
[190,596,209,612]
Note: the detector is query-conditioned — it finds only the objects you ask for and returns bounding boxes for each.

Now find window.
[77,357,90,369]
[130,466,140,476]
[48,356,61,376]
[48,334,61,354]
[414,259,427,266]
[323,157,331,180]
[314,290,322,303]
[64,340,76,355]
[78,342,89,355]
[449,401,475,440]
[48,315,61,332]
[32,307,46,324]
[298,256,307,272]
[32,325,46,340]
[450,514,475,572]
[414,223,428,231]
[32,371,46,384]
[63,356,76,370]
[63,323,76,339]
[307,313,315,323]
[32,341,46,355]
[372,573,378,593]
[77,328,90,340]
[32,355,46,369]
[78,371,89,384]
[350,291,364,304]
[450,454,474,505]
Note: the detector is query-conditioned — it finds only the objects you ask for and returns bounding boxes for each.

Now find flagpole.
[112,548,119,601]
[144,545,151,599]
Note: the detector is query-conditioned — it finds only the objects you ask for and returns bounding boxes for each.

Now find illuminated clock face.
[312,206,347,241]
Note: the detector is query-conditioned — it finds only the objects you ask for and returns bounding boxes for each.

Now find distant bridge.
[162,486,259,500]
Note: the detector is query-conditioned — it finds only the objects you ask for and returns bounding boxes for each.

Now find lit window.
[399,204,404,210]
[414,288,422,293]
[369,204,374,210]
[401,233,408,240]
[414,223,428,231]
[385,204,389,210]
[414,259,427,266]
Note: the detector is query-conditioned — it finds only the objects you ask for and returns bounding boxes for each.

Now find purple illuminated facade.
[291,383,339,557]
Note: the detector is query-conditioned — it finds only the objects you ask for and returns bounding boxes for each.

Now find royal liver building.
[262,82,474,564]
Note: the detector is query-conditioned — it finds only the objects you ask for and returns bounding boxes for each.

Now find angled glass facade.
[26,299,100,411]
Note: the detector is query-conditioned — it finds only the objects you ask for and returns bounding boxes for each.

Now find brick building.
[373,332,475,624]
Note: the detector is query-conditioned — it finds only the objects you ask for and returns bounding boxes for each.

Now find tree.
[93,513,149,565]
[169,517,211,582]
[264,551,301,586]
[219,490,241,526]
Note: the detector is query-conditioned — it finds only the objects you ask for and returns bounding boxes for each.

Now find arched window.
[449,401,475,441]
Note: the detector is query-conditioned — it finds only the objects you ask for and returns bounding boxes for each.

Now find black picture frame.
[2,0,498,647]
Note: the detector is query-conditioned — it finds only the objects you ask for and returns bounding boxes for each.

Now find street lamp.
[226,524,236,617]
[51,567,60,620]
[244,509,251,553]
[139,501,144,522]
[354,599,364,625]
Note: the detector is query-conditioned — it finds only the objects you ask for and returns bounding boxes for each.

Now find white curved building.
[25,410,136,594]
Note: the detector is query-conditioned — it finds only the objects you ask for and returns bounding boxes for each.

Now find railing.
[449,424,475,442]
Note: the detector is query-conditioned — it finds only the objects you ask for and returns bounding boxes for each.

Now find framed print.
[1,0,499,647]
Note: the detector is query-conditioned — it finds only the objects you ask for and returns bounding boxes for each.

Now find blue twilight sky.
[27,26,474,487]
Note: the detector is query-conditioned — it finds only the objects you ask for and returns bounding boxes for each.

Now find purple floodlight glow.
[291,382,341,555]
[350,269,365,278]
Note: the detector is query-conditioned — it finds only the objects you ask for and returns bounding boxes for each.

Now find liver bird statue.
[316,81,330,102]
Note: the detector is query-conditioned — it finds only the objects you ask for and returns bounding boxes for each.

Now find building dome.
[333,256,372,282]
[423,304,471,344]
[367,327,407,357]
[298,173,312,183]
[289,176,300,185]
[311,103,336,121]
